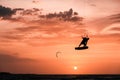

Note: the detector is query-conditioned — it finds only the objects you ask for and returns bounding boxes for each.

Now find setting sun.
[74,66,78,70]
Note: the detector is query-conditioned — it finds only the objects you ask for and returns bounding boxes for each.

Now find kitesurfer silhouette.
[79,35,89,47]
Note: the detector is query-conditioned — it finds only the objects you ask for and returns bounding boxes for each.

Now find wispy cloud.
[87,13,120,35]
[0,53,35,63]
[0,21,86,46]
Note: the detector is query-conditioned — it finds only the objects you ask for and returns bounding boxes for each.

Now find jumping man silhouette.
[79,35,89,47]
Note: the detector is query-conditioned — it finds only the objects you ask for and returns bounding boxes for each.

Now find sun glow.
[74,66,78,70]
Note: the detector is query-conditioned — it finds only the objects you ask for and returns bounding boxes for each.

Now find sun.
[73,66,78,70]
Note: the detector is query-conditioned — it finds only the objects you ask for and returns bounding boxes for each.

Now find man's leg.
[79,43,82,47]
[79,44,81,47]
[83,43,86,47]
[85,41,88,47]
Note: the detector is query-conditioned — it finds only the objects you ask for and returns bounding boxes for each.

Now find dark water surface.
[0,72,120,80]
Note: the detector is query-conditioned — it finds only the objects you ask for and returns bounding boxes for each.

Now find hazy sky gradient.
[0,0,120,74]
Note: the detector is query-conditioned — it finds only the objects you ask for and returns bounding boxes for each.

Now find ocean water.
[0,72,120,80]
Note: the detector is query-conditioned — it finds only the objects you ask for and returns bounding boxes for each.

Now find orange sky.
[0,0,120,74]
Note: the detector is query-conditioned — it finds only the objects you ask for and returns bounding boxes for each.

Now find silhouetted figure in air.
[79,35,89,47]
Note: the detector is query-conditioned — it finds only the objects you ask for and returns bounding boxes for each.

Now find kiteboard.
[75,46,88,50]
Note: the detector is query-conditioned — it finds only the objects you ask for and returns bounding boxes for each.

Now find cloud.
[14,21,85,38]
[90,4,96,7]
[0,5,16,20]
[32,0,39,4]
[109,27,120,31]
[19,8,41,16]
[0,31,25,42]
[0,53,35,63]
[0,5,83,22]
[14,8,82,22]
[0,21,86,46]
[0,5,42,21]
[45,8,83,22]
[0,5,85,46]
[87,13,120,35]
[13,8,24,11]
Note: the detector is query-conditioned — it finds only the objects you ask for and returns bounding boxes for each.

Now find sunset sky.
[0,0,120,74]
